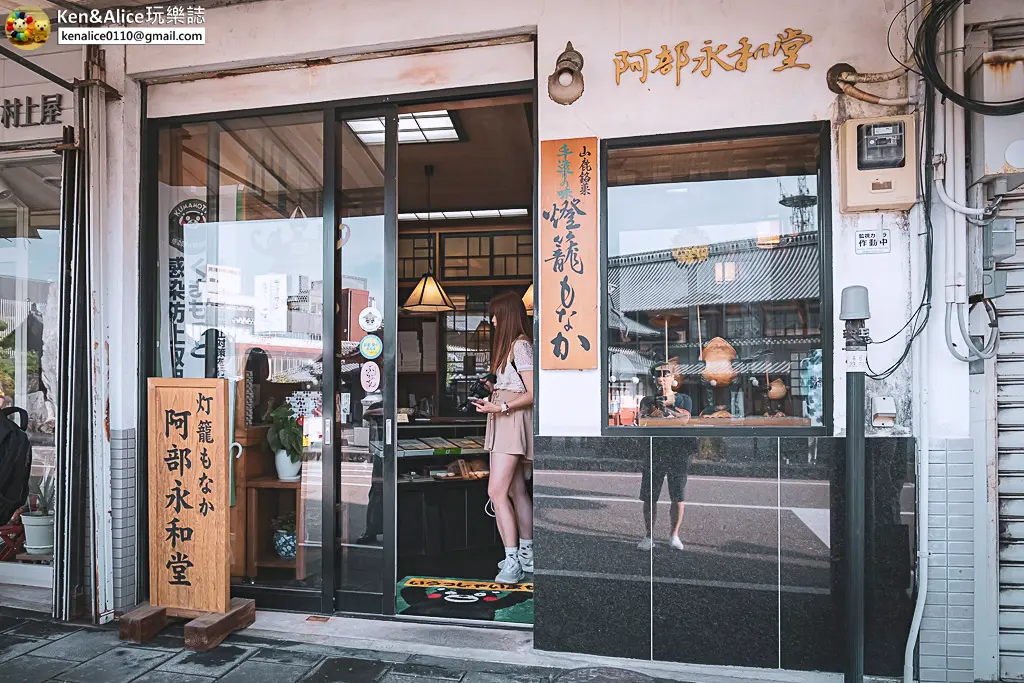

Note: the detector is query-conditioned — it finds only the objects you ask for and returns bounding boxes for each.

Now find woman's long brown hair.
[489,291,532,374]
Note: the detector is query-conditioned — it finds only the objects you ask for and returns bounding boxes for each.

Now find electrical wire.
[865,82,936,381]
[911,0,1024,116]
[886,0,924,77]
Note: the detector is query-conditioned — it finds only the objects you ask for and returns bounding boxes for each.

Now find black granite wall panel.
[533,436,652,660]
[650,436,779,669]
[534,435,916,676]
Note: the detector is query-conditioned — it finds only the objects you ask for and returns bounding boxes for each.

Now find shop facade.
[83,0,1023,680]
[0,37,79,615]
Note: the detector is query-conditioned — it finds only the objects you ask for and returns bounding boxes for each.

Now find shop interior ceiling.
[163,100,532,221]
[0,159,61,213]
[396,102,532,214]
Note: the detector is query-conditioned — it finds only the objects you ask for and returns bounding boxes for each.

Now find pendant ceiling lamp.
[403,164,455,313]
[522,284,534,314]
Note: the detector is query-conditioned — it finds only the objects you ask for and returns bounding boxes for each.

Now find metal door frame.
[328,105,399,615]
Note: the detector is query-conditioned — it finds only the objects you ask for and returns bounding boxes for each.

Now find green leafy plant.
[27,464,55,516]
[267,404,303,464]
[271,511,296,535]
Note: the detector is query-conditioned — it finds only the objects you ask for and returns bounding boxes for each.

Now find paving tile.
[0,615,27,634]
[130,631,186,652]
[216,660,309,683]
[381,676,456,683]
[0,635,46,663]
[302,656,392,683]
[53,647,172,683]
[29,628,120,662]
[285,643,409,664]
[130,672,215,683]
[389,662,465,681]
[463,672,555,683]
[408,657,555,679]
[249,646,324,667]
[464,671,557,683]
[156,644,256,678]
[5,620,83,641]
[0,654,76,683]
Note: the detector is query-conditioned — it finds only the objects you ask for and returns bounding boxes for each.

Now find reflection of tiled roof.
[608,309,662,338]
[609,233,819,313]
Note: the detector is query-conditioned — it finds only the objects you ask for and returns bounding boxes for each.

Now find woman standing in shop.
[471,291,534,585]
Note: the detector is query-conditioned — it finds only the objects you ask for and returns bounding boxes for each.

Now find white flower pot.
[22,512,54,554]
[275,449,301,482]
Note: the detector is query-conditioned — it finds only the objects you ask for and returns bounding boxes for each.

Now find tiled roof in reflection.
[608,233,820,314]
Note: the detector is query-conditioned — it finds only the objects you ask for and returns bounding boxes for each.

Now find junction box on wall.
[838,114,918,213]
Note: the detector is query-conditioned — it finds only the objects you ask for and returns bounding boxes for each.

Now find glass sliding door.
[332,109,397,612]
[155,113,326,597]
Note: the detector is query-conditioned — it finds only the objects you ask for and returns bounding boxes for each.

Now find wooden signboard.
[147,378,230,614]
[539,137,599,370]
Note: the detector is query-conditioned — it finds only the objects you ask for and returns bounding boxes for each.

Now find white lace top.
[493,338,533,393]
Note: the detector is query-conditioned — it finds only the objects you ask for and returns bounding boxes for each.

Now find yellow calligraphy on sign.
[672,245,711,266]
[614,29,812,85]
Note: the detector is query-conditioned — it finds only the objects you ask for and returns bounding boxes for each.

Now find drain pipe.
[904,2,930,680]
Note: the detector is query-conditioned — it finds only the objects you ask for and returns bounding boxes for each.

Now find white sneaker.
[637,537,654,551]
[498,554,534,573]
[670,535,684,551]
[495,555,524,584]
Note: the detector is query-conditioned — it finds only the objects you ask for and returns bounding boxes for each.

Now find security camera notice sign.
[855,229,891,254]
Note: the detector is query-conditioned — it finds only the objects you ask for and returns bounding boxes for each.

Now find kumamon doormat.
[396,576,533,623]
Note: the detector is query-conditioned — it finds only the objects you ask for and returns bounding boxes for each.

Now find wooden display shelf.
[245,474,306,580]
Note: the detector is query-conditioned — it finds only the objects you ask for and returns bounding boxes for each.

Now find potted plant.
[22,466,55,555]
[271,511,297,559]
[267,404,303,481]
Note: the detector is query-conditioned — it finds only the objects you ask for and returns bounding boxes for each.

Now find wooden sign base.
[119,598,256,651]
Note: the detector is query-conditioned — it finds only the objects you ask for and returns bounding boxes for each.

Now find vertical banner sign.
[162,197,209,379]
[148,378,230,614]
[540,138,598,370]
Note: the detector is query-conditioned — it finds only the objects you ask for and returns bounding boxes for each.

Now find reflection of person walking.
[357,453,383,544]
[638,447,693,551]
[472,292,535,585]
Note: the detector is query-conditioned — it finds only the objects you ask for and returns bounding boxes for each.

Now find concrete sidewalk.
[0,606,567,683]
[0,607,884,683]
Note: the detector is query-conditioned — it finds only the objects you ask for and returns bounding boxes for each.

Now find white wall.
[122,0,970,439]
[0,40,80,144]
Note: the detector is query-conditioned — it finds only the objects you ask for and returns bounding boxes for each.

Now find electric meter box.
[839,115,917,213]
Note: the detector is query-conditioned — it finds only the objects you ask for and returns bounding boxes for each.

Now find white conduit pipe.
[941,19,956,306]
[934,178,987,216]
[952,3,969,304]
[957,301,998,359]
[904,76,930,683]
[905,3,933,678]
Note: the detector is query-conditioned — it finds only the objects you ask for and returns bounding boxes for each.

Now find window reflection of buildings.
[608,231,821,423]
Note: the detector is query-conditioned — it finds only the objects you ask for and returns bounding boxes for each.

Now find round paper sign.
[358,306,383,332]
[360,362,380,392]
[359,334,383,360]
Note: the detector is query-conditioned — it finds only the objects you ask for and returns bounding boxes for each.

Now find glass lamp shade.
[522,284,534,314]
[403,273,455,312]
